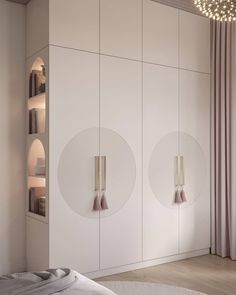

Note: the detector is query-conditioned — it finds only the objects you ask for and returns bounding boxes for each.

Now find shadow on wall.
[0,0,26,275]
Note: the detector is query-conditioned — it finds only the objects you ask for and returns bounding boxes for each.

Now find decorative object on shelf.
[34,157,46,176]
[41,65,46,77]
[29,65,46,98]
[174,155,187,204]
[194,0,236,21]
[93,156,109,211]
[29,108,45,134]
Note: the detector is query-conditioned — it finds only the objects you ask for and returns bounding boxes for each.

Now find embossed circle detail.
[149,132,207,208]
[58,128,136,218]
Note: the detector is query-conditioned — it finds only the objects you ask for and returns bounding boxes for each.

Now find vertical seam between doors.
[178,9,181,255]
[99,0,101,271]
[141,0,144,262]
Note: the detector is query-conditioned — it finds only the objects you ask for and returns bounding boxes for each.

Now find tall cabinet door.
[178,11,210,253]
[179,70,210,252]
[99,56,142,269]
[143,64,179,260]
[143,0,180,260]
[49,46,100,273]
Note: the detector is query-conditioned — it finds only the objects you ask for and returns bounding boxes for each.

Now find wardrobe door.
[179,70,210,253]
[49,46,100,273]
[143,63,179,260]
[100,0,142,60]
[100,56,142,269]
[143,0,178,67]
[50,0,99,53]
[179,10,210,73]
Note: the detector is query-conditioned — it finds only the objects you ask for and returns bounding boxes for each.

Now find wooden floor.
[96,255,236,295]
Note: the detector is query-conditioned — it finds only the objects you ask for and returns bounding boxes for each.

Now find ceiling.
[6,0,30,4]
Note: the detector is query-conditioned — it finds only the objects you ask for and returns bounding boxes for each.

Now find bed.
[0,269,116,295]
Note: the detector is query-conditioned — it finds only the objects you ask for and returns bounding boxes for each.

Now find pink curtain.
[211,21,236,260]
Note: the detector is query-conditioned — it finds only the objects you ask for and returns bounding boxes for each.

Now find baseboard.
[85,248,210,279]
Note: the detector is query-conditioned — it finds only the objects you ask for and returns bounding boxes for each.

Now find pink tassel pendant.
[93,193,102,211]
[175,189,182,204]
[101,193,109,210]
[181,188,187,202]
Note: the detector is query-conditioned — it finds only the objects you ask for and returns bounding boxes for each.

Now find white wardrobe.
[26,0,210,278]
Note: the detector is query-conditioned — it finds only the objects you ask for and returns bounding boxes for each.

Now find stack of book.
[29,67,46,97]
[29,108,45,134]
[29,187,46,217]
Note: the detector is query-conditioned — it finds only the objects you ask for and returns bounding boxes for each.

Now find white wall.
[0,0,26,275]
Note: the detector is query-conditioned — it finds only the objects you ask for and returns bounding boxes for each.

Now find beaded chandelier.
[194,0,236,21]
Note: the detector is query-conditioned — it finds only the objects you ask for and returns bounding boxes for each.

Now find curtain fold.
[211,21,236,260]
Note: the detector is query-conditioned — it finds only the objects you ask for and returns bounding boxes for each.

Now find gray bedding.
[0,269,78,295]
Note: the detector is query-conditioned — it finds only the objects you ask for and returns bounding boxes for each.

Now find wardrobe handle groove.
[175,155,184,186]
[101,156,106,191]
[95,156,100,191]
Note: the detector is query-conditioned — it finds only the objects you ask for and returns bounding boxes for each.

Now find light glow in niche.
[28,139,46,178]
[194,0,236,21]
[28,93,46,110]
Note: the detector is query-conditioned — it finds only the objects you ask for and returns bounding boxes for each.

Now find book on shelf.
[29,108,45,134]
[29,187,46,217]
[38,197,46,217]
[29,67,46,98]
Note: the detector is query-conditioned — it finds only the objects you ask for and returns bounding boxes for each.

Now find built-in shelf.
[29,92,46,99]
[27,211,48,224]
[28,176,46,188]
[27,57,48,221]
[29,175,46,179]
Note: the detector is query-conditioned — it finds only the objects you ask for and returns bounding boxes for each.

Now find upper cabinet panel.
[143,1,178,67]
[50,0,99,53]
[26,0,49,58]
[179,11,210,73]
[100,0,142,60]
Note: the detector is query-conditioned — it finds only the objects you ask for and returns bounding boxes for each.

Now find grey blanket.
[0,268,78,295]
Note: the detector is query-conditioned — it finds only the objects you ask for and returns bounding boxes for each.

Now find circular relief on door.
[58,128,136,218]
[149,132,207,209]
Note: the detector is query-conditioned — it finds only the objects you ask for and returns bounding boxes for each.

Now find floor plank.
[96,255,236,295]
